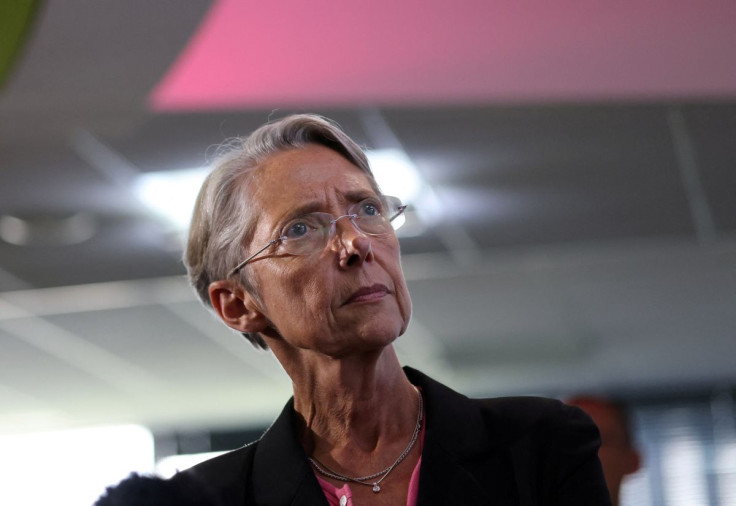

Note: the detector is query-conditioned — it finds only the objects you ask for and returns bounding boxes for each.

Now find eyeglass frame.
[227,195,407,277]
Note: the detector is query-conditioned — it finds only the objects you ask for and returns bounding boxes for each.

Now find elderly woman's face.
[243,144,412,355]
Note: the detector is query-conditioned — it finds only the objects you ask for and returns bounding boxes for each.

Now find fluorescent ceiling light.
[134,149,432,234]
[134,168,209,230]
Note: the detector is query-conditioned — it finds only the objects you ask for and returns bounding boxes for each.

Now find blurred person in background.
[176,113,612,505]
[566,396,642,506]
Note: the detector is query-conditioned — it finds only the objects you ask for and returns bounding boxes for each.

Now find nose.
[329,214,373,268]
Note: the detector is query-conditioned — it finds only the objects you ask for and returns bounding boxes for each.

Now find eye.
[357,199,383,218]
[281,213,327,241]
[284,221,310,239]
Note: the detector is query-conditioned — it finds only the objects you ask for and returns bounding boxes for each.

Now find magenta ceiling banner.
[150,0,736,111]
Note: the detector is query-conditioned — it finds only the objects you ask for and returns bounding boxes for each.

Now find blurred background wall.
[1,1,734,504]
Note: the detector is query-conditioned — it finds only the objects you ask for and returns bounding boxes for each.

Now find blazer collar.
[403,366,492,457]
[251,367,494,505]
[251,398,327,506]
[404,366,496,504]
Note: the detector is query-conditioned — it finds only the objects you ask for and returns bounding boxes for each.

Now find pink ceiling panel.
[150,0,736,111]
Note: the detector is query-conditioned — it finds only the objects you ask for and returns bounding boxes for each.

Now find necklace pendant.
[372,483,381,493]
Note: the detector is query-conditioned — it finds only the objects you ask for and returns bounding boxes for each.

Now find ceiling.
[0,0,735,435]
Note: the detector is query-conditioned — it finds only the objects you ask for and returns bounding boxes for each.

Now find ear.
[208,280,269,334]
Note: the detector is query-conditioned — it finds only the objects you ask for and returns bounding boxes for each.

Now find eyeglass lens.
[228,196,405,276]
[279,197,404,256]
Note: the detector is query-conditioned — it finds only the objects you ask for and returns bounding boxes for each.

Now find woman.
[178,114,611,505]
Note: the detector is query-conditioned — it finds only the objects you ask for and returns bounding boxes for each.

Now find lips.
[344,284,389,305]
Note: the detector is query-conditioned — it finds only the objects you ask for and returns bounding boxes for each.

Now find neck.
[275,344,418,460]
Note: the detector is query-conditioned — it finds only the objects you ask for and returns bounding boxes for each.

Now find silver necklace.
[308,387,423,493]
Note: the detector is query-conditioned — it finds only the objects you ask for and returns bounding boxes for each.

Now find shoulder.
[477,395,599,444]
[404,366,597,447]
[171,442,258,504]
[190,441,258,475]
[405,367,610,503]
[475,397,609,504]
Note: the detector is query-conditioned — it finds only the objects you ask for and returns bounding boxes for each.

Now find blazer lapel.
[250,368,509,505]
[406,367,496,505]
[417,441,496,505]
[251,398,328,506]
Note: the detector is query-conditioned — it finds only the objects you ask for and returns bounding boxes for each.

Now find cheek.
[383,243,412,326]
[395,275,412,328]
[256,262,333,331]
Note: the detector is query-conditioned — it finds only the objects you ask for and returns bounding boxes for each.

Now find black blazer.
[176,367,611,505]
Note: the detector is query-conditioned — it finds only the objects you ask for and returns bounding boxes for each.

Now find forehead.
[250,144,375,210]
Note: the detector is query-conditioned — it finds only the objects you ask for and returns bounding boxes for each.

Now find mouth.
[343,284,389,305]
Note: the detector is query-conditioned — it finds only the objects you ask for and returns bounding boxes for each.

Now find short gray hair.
[184,114,380,349]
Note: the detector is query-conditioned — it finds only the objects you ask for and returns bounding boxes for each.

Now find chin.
[353,319,404,347]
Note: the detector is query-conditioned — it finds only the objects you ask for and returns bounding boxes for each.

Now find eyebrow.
[294,191,379,217]
[283,201,323,220]
[343,189,380,205]
[273,190,380,230]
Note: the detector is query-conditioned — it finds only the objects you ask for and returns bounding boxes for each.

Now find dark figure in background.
[567,396,642,506]
[94,472,220,506]
[175,114,612,505]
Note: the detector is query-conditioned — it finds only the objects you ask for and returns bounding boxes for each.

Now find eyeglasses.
[228,196,407,277]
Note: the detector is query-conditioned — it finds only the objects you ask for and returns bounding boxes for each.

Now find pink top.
[314,405,426,506]
[315,454,423,506]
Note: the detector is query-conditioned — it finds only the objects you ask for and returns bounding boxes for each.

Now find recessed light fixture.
[0,213,97,246]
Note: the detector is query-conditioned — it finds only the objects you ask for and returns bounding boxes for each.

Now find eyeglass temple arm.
[228,238,280,277]
[389,205,408,223]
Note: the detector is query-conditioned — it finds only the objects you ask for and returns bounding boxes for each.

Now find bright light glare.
[0,425,154,506]
[367,149,422,204]
[134,168,209,229]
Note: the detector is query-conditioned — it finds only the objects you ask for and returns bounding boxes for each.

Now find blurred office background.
[1,1,734,504]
